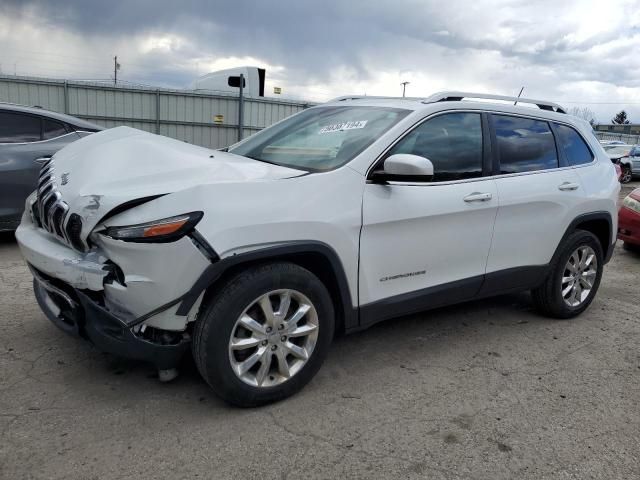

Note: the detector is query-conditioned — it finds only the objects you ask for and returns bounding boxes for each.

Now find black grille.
[31,201,41,226]
[66,213,84,251]
[32,158,81,250]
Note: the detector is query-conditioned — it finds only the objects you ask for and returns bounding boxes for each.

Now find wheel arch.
[562,212,613,263]
[176,241,358,334]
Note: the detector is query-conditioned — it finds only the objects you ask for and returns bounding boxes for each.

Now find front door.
[358,112,498,326]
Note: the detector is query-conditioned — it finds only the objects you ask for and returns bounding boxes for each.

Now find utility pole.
[113,56,120,86]
[401,81,410,97]
[238,73,244,142]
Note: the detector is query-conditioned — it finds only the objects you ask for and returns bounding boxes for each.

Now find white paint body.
[16,95,620,333]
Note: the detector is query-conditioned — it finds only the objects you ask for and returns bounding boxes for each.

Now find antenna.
[514,86,524,106]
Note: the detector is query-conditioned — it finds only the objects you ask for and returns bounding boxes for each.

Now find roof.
[0,102,103,130]
[323,91,568,119]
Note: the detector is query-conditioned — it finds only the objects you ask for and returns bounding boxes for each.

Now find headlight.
[622,195,640,213]
[104,212,203,242]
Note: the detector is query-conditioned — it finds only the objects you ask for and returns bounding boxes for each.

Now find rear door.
[359,111,498,324]
[486,114,586,284]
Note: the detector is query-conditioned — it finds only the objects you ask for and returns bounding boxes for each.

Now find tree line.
[567,107,632,126]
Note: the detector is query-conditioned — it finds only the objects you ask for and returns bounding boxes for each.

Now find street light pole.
[114,56,120,86]
[400,81,410,97]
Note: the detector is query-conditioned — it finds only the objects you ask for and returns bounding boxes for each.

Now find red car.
[618,188,640,250]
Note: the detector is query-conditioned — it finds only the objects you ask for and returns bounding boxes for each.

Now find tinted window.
[387,112,483,182]
[43,119,67,140]
[554,123,593,166]
[493,115,558,173]
[0,112,41,143]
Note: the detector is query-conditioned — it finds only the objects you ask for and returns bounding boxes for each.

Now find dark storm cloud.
[4,0,615,84]
[1,0,640,121]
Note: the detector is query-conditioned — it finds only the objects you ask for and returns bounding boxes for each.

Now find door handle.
[558,182,579,191]
[464,192,493,202]
[34,156,52,165]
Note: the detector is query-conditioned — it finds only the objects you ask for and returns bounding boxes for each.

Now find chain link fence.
[593,131,640,145]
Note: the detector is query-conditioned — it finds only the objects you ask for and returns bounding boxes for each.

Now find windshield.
[604,145,631,155]
[229,106,410,171]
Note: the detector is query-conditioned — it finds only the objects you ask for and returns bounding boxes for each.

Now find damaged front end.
[17,126,305,373]
[17,157,212,372]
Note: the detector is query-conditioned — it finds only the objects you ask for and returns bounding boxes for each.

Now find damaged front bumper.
[32,269,189,369]
[16,211,212,369]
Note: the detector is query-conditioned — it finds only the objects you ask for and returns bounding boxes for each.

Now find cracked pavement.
[1,185,639,479]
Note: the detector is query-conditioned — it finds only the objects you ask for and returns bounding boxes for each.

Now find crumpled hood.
[50,126,305,235]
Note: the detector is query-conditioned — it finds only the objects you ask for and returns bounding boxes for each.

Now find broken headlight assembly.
[103,212,203,243]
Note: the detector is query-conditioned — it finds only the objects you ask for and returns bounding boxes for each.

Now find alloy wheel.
[561,246,598,307]
[228,289,319,387]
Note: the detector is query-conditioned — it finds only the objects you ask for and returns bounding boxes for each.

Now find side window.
[554,123,593,166]
[493,115,558,173]
[0,112,41,143]
[387,112,483,182]
[43,119,68,140]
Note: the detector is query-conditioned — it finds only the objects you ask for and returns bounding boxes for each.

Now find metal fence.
[0,75,314,149]
[593,130,640,145]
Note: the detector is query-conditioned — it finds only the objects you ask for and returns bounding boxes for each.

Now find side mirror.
[371,154,434,182]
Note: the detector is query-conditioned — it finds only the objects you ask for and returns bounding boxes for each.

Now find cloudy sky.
[1,0,640,122]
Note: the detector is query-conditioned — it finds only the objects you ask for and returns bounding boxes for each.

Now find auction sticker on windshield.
[319,120,368,134]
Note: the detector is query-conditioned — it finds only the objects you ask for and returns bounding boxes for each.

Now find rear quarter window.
[43,118,68,140]
[554,123,593,166]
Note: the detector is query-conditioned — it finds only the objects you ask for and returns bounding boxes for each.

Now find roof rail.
[423,91,566,114]
[327,95,425,103]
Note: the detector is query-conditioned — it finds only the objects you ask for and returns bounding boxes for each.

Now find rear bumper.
[33,270,189,369]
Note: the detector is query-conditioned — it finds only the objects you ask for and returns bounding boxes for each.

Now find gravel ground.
[0,182,638,479]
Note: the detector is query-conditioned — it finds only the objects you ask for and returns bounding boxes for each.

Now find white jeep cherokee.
[16,92,619,406]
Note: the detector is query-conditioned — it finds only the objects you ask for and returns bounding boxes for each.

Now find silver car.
[0,104,102,231]
[602,144,634,183]
[628,145,640,179]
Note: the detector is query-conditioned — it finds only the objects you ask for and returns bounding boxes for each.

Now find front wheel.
[621,165,633,184]
[532,230,604,319]
[192,262,335,407]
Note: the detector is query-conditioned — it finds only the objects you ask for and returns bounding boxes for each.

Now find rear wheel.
[192,262,334,407]
[532,230,603,319]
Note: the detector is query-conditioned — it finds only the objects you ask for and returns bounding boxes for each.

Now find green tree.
[612,110,631,124]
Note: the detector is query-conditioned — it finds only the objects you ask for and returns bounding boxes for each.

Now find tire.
[532,230,604,319]
[621,165,633,184]
[192,262,335,407]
